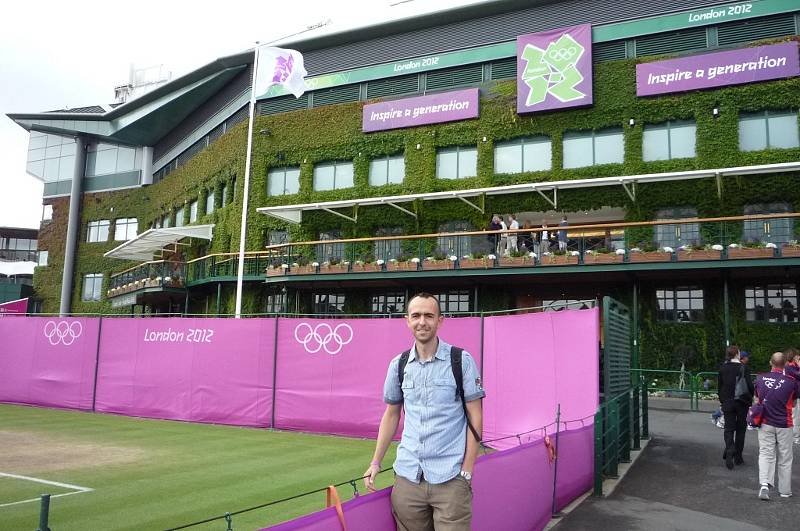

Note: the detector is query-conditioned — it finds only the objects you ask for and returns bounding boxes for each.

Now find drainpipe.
[59,136,87,316]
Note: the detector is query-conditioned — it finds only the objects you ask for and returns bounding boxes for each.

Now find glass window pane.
[369,159,388,186]
[98,221,109,241]
[313,164,335,191]
[43,157,60,182]
[60,142,76,157]
[495,142,522,174]
[457,148,477,178]
[45,145,61,159]
[594,130,624,164]
[27,159,44,178]
[175,207,185,227]
[116,147,136,172]
[739,115,767,151]
[670,123,696,159]
[58,155,75,180]
[767,113,800,149]
[387,156,405,184]
[643,126,669,161]
[285,168,300,194]
[206,191,215,213]
[82,276,94,301]
[334,162,354,189]
[436,149,459,179]
[563,134,593,168]
[522,138,551,172]
[267,169,285,196]
[28,147,46,162]
[95,147,118,175]
[189,201,198,223]
[38,251,48,266]
[29,135,47,150]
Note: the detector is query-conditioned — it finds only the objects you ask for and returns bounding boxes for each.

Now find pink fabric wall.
[0,317,99,410]
[94,318,275,427]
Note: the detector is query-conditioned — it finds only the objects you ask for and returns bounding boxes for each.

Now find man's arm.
[461,399,483,475]
[363,403,401,492]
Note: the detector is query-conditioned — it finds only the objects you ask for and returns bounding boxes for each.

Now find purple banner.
[636,42,800,96]
[0,297,28,314]
[362,88,479,132]
[517,24,593,114]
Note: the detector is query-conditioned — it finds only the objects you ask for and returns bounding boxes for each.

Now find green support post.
[608,399,620,478]
[620,392,631,463]
[631,281,641,450]
[36,494,51,531]
[642,384,649,439]
[723,275,731,347]
[593,408,604,496]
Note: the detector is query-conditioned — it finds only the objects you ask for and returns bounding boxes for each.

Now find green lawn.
[0,404,396,531]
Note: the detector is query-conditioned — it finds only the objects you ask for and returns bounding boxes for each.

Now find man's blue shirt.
[383,338,485,484]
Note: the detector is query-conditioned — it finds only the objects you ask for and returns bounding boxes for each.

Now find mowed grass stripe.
[0,404,395,531]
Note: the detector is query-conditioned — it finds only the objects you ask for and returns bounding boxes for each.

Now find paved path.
[555,409,800,531]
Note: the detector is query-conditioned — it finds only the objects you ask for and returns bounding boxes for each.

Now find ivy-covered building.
[8,0,800,370]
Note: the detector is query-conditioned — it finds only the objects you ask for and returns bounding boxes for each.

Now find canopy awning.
[256,161,800,224]
[104,225,214,261]
[0,261,36,276]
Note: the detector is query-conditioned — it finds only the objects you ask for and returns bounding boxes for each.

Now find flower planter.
[422,260,455,271]
[628,251,673,263]
[387,261,418,272]
[459,258,494,269]
[583,253,624,264]
[266,267,286,277]
[781,246,800,257]
[539,254,579,266]
[727,247,776,259]
[288,265,318,275]
[498,256,533,267]
[351,263,383,273]
[319,264,349,274]
[677,250,722,262]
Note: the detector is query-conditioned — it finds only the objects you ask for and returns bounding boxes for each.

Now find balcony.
[107,260,186,299]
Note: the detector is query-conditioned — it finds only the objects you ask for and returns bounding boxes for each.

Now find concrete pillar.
[140,146,153,185]
[59,136,87,316]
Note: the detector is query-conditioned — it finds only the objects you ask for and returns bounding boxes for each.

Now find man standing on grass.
[364,292,484,530]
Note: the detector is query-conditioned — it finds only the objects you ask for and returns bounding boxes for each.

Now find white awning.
[103,225,214,261]
[256,161,800,224]
[0,261,36,276]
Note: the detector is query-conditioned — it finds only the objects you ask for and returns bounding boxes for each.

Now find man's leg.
[734,402,748,462]
[722,401,736,467]
[793,400,800,443]
[758,425,777,488]
[775,427,794,496]
[391,476,434,531]
[428,476,472,531]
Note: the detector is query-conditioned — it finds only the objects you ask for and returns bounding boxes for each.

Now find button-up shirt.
[755,370,800,428]
[383,338,485,484]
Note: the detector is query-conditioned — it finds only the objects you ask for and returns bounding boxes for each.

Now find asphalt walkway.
[555,406,800,531]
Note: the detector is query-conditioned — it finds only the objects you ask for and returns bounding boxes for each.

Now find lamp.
[712,107,720,118]
[628,118,635,127]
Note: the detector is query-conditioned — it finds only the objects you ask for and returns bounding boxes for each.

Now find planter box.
[319,264,349,274]
[288,265,318,275]
[583,253,624,264]
[677,250,722,262]
[781,246,800,257]
[459,258,494,269]
[539,254,579,266]
[422,260,455,271]
[628,251,673,263]
[351,263,383,273]
[266,267,286,277]
[727,247,776,259]
[387,261,419,272]
[498,256,533,267]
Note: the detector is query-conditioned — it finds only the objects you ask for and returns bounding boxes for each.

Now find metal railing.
[107,260,186,297]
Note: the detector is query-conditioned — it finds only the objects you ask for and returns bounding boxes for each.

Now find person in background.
[784,347,800,445]
[507,214,519,256]
[755,352,800,500]
[487,215,501,255]
[558,215,569,252]
[498,216,509,256]
[520,220,534,253]
[540,221,550,255]
[718,345,754,469]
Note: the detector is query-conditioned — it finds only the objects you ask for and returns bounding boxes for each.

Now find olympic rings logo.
[43,320,83,346]
[294,322,353,355]
[547,46,578,62]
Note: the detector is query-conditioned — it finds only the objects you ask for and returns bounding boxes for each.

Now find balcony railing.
[0,249,38,262]
[107,260,186,298]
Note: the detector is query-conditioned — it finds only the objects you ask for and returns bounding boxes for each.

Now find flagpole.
[234,45,261,319]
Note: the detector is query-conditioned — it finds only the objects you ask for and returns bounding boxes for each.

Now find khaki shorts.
[391,474,472,531]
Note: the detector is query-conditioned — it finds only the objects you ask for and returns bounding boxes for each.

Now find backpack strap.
[398,350,411,397]
[450,346,482,444]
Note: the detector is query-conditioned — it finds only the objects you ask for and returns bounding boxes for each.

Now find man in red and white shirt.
[755,352,800,500]
[785,347,800,445]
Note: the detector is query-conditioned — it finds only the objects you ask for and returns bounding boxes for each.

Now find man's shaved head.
[770,352,786,369]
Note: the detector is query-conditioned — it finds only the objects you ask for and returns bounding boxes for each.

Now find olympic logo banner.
[516,24,593,114]
[0,317,100,410]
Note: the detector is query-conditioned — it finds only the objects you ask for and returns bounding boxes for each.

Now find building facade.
[8,0,800,370]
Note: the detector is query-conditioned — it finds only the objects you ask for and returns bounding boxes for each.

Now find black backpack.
[398,346,482,443]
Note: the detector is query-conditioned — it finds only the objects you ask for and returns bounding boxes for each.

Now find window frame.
[655,286,705,322]
[371,291,406,314]
[642,120,697,161]
[435,146,478,180]
[267,166,302,196]
[494,136,552,174]
[81,273,103,302]
[563,128,624,168]
[114,218,138,241]
[313,161,354,191]
[368,154,405,186]
[745,283,799,323]
[738,109,800,151]
[87,220,110,243]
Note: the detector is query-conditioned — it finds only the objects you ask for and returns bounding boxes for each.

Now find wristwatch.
[459,470,472,481]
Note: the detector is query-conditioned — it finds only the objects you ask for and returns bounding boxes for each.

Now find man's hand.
[363,463,380,492]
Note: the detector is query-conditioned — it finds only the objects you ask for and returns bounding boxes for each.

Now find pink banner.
[0,317,99,410]
[273,317,482,437]
[482,309,599,449]
[94,317,276,427]
[0,297,28,314]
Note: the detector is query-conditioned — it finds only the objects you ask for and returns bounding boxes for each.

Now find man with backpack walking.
[364,292,485,530]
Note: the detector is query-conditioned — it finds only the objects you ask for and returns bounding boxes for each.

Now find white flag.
[254,46,308,99]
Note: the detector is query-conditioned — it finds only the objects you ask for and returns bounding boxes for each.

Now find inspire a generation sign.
[362,88,479,132]
[637,42,800,96]
[517,24,593,113]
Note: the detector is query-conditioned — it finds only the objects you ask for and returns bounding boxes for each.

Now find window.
[369,154,405,186]
[27,133,76,185]
[313,161,354,191]
[654,208,700,248]
[541,300,593,312]
[374,227,404,260]
[267,167,301,196]
[265,291,286,313]
[436,146,477,180]
[206,190,215,214]
[317,230,344,263]
[563,129,624,168]
[87,220,110,242]
[743,203,793,244]
[656,287,704,322]
[432,290,471,314]
[222,183,229,205]
[189,200,198,223]
[114,218,138,241]
[371,291,406,314]
[268,230,289,246]
[163,213,172,229]
[42,204,53,222]
[494,137,552,174]
[643,121,696,161]
[314,293,345,314]
[85,143,141,176]
[37,251,48,267]
[437,221,473,257]
[175,206,185,227]
[745,284,798,322]
[82,273,103,302]
[739,110,799,151]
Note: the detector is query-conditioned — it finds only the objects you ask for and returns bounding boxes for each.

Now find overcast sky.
[0,0,484,229]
